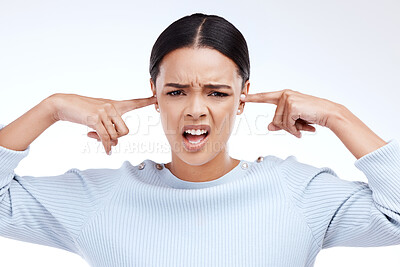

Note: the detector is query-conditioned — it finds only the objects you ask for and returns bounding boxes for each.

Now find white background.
[1,0,399,266]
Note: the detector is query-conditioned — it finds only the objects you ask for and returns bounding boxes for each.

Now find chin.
[178,152,218,166]
[170,136,228,166]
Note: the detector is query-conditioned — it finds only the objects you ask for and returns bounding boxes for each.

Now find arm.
[243,89,388,159]
[0,121,78,253]
[323,140,400,248]
[0,123,123,253]
[0,96,58,151]
[326,104,388,160]
[319,102,400,246]
[0,93,156,155]
[244,89,399,248]
[0,93,154,254]
[280,140,400,249]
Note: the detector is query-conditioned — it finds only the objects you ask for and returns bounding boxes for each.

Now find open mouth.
[182,129,209,144]
[181,125,211,152]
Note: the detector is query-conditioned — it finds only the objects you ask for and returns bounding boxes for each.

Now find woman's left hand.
[241,88,388,159]
[241,89,340,138]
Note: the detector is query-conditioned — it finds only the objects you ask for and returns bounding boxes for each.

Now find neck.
[164,151,240,183]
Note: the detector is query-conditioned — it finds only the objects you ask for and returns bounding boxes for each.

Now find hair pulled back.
[149,13,250,88]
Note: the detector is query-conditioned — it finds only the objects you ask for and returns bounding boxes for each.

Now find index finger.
[114,96,157,114]
[242,90,283,105]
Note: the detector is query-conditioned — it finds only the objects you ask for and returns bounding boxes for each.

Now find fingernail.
[240,94,246,101]
[108,150,112,156]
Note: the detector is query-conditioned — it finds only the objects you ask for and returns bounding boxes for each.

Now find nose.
[184,94,208,120]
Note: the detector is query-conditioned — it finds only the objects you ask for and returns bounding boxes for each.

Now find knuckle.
[283,121,289,130]
[98,108,107,114]
[283,89,293,95]
[87,114,100,126]
[103,103,117,115]
[274,120,283,126]
[102,102,113,109]
[101,135,110,141]
[48,93,61,99]
[287,96,298,108]
[108,114,118,121]
[287,96,295,105]
[274,115,283,124]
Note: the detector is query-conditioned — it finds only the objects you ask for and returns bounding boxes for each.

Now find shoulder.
[255,154,335,178]
[64,163,125,182]
[264,154,368,199]
[48,162,136,196]
[275,155,338,184]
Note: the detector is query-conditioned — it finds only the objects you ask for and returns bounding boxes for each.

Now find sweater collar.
[155,159,251,189]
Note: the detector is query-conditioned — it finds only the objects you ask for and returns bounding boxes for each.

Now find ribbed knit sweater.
[1,123,400,267]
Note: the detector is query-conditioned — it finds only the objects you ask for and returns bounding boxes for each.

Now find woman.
[0,13,399,267]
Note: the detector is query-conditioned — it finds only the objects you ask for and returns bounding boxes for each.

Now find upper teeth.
[185,129,208,135]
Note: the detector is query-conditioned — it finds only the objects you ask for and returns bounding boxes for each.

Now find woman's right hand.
[49,93,157,155]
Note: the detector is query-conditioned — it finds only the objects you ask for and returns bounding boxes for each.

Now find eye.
[166,90,185,96]
[209,91,228,97]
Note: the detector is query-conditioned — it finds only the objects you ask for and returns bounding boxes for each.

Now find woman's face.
[150,47,249,166]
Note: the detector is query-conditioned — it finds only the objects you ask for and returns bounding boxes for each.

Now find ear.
[149,78,159,112]
[237,80,250,115]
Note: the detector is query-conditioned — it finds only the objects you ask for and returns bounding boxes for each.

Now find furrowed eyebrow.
[204,84,232,90]
[164,83,190,89]
[164,83,232,90]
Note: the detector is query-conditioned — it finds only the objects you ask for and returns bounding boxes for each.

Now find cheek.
[214,96,238,111]
[212,101,238,135]
[159,101,183,136]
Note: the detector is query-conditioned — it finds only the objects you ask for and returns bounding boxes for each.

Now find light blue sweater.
[0,123,400,267]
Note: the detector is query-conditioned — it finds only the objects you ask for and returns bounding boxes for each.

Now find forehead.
[157,47,241,85]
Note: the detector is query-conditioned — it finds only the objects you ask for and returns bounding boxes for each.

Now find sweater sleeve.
[279,139,400,249]
[0,123,122,254]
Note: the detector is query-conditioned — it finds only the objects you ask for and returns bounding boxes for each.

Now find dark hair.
[149,13,250,89]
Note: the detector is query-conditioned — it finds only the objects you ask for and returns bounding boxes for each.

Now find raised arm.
[0,93,157,155]
[0,93,157,255]
[0,129,124,254]
[243,88,400,248]
[279,140,400,249]
[0,96,58,151]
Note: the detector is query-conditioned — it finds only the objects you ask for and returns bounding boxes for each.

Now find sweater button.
[241,162,249,170]
[138,162,146,170]
[155,163,163,170]
[256,156,264,163]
